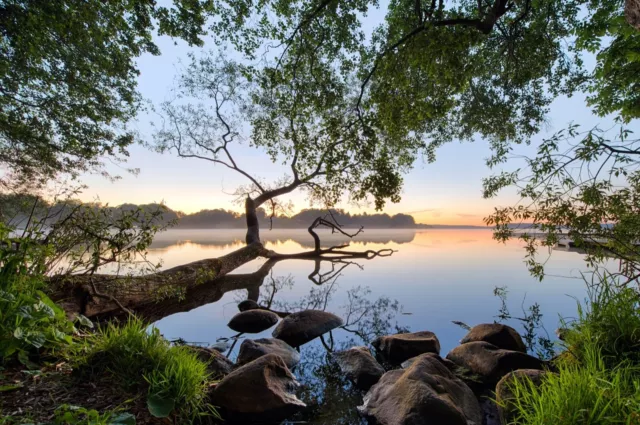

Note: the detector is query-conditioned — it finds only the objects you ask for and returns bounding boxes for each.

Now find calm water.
[147,228,597,423]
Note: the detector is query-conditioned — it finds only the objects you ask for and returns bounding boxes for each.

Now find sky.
[77,4,639,226]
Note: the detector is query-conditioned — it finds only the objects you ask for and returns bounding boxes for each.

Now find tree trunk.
[48,242,268,318]
[102,259,278,323]
[627,0,640,30]
[245,196,260,244]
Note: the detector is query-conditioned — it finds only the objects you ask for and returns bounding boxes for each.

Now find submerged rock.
[333,346,385,391]
[446,341,545,386]
[359,353,482,425]
[496,369,548,424]
[272,310,343,347]
[238,299,260,312]
[372,331,441,365]
[211,354,306,423]
[227,309,279,333]
[460,324,527,353]
[237,338,300,369]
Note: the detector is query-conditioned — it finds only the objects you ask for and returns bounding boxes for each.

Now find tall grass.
[73,318,214,421]
[503,273,640,424]
[506,346,640,424]
[563,274,640,367]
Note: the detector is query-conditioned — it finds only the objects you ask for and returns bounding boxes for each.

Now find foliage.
[484,125,640,280]
[504,346,640,425]
[73,318,214,421]
[574,1,640,121]
[152,0,597,218]
[503,274,640,424]
[0,0,217,187]
[48,405,135,425]
[563,272,640,367]
[0,223,76,363]
[0,191,172,277]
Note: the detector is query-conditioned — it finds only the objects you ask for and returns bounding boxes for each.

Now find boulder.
[237,338,300,370]
[211,354,306,423]
[190,347,234,378]
[272,310,343,347]
[372,331,441,365]
[238,299,260,312]
[333,346,385,391]
[446,341,545,386]
[496,369,547,425]
[359,353,482,425]
[227,309,279,333]
[460,324,527,353]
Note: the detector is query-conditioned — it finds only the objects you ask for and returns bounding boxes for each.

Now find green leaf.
[13,327,24,339]
[0,384,22,392]
[109,413,136,425]
[75,314,94,329]
[147,394,175,418]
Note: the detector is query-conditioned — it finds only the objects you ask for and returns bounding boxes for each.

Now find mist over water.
[150,229,593,352]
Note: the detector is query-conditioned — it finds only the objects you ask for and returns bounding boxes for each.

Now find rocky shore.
[203,304,551,424]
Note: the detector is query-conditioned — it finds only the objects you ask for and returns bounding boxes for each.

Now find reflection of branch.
[308,259,357,285]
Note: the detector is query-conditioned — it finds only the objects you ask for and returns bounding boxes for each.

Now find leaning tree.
[46,0,638,315]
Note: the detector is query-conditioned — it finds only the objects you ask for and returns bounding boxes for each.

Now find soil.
[0,361,163,424]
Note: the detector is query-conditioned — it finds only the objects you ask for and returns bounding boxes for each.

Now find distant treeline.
[174,207,428,229]
[0,194,429,229]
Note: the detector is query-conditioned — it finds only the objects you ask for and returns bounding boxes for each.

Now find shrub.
[0,224,76,363]
[74,318,214,421]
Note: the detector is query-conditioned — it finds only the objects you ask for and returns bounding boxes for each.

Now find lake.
[147,228,597,424]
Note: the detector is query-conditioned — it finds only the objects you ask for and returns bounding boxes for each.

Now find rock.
[496,369,547,425]
[626,0,640,30]
[372,331,441,365]
[272,310,343,347]
[333,346,385,391]
[359,353,482,425]
[237,338,300,370]
[460,324,527,353]
[210,340,230,353]
[446,341,545,386]
[238,299,260,312]
[227,309,279,333]
[190,347,234,378]
[211,354,306,423]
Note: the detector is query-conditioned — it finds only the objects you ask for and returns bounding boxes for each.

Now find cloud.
[457,213,479,218]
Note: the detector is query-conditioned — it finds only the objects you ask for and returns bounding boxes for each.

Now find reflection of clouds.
[457,239,478,244]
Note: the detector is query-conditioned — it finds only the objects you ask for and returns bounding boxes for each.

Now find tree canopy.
[0,0,217,187]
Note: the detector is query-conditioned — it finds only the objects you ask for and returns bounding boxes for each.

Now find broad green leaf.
[110,413,136,425]
[147,394,175,418]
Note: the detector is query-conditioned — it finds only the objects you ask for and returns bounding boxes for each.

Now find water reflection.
[145,228,596,423]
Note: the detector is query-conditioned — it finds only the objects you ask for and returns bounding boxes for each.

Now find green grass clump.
[505,346,640,424]
[503,274,640,424]
[74,318,214,421]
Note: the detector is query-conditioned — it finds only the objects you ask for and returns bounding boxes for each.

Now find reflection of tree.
[273,278,408,425]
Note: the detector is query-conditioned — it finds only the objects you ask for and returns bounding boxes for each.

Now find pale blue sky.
[78,4,638,225]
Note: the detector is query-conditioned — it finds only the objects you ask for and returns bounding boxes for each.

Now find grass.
[73,318,215,421]
[505,346,640,424]
[502,273,640,425]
